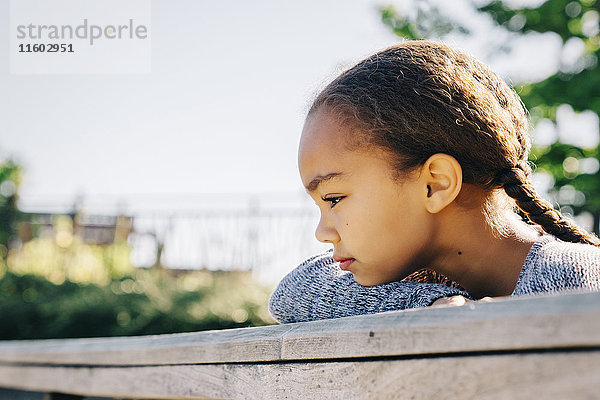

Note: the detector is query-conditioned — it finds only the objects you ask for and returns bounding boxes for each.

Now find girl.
[269,40,600,324]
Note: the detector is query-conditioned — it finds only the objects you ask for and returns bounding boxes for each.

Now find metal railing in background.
[129,208,328,285]
[17,193,331,285]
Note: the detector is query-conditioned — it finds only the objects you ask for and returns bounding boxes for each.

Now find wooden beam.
[0,351,598,399]
[0,291,599,366]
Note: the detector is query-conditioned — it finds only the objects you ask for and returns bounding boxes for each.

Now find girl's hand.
[431,295,494,307]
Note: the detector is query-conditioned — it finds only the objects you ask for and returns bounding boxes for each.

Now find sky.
[1,0,399,213]
[1,0,596,214]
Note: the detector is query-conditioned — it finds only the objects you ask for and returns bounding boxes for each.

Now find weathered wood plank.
[0,351,598,399]
[0,291,599,365]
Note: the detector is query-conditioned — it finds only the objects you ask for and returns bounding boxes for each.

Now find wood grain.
[0,351,598,400]
[0,291,599,366]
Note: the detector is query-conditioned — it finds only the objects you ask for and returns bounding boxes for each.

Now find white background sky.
[1,0,593,214]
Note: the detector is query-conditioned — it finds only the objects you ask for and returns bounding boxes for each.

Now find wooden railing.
[1,291,599,399]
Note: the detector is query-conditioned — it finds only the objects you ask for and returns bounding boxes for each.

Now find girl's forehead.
[299,111,364,161]
[298,111,397,188]
[300,111,346,148]
[299,110,390,163]
[298,113,346,176]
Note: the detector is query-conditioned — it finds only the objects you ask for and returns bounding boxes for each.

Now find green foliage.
[0,162,276,340]
[0,158,22,252]
[0,268,275,340]
[479,0,600,40]
[480,0,600,113]
[380,0,600,234]
[381,4,470,40]
[6,215,134,286]
[532,143,600,211]
[381,5,421,39]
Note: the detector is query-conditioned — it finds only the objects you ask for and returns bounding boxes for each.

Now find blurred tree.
[0,268,275,340]
[0,158,23,262]
[6,214,136,285]
[380,0,600,235]
[0,158,276,339]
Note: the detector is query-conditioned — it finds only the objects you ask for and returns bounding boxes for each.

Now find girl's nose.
[315,214,340,244]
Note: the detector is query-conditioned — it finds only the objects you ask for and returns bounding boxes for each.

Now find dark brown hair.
[309,40,600,251]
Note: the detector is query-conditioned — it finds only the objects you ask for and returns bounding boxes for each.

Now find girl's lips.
[336,258,355,271]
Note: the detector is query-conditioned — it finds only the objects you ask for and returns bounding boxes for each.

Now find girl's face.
[298,110,436,286]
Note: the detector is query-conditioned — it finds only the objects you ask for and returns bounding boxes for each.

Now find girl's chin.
[352,274,384,287]
[353,270,407,287]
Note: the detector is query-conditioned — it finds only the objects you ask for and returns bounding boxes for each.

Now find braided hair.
[496,161,600,245]
[308,40,599,287]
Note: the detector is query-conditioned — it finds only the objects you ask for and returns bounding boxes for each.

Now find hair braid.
[497,161,600,246]
[310,41,599,248]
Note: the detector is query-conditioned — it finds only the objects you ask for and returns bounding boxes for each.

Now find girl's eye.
[322,196,344,208]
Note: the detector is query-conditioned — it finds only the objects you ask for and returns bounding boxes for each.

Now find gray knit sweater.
[268,235,600,323]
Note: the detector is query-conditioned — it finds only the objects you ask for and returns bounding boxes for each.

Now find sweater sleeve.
[268,250,471,323]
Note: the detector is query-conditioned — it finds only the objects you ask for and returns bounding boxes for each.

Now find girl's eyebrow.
[305,172,345,193]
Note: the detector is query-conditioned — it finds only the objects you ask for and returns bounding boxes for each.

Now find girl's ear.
[420,153,463,214]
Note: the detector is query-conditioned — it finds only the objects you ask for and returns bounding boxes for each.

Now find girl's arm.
[268,251,472,323]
